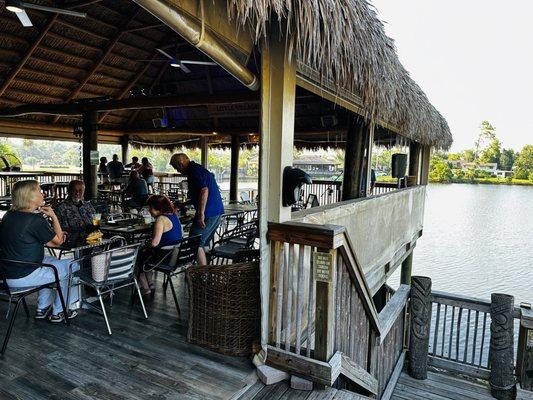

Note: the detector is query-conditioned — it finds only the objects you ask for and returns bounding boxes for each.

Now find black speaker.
[391,153,407,178]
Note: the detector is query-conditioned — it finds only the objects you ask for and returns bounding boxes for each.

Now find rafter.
[52,9,142,123]
[0,92,259,117]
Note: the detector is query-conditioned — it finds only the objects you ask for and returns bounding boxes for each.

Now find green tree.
[479,138,501,167]
[474,121,496,160]
[429,159,453,182]
[462,149,475,162]
[513,145,533,180]
[447,153,462,161]
[499,148,516,171]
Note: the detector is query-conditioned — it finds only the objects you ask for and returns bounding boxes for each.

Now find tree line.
[430,121,532,183]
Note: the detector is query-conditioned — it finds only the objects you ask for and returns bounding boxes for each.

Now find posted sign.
[313,251,332,283]
[90,150,99,165]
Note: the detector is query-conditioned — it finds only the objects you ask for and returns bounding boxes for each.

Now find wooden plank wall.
[334,255,370,367]
[376,309,405,398]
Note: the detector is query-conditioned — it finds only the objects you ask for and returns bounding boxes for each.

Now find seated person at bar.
[138,195,183,295]
[123,170,149,211]
[169,153,224,265]
[54,180,96,231]
[107,154,124,183]
[0,180,79,322]
[125,156,141,171]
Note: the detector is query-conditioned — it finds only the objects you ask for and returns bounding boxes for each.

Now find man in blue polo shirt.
[170,153,224,264]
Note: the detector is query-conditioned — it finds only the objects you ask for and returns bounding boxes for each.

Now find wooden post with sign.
[314,249,337,366]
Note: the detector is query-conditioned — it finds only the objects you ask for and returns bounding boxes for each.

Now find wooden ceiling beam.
[0,92,259,117]
[53,9,143,123]
[0,15,58,98]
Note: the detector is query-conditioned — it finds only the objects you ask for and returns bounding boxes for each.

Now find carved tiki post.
[408,276,432,380]
[489,293,517,400]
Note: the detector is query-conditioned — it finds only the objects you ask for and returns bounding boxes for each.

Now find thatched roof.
[0,0,451,150]
[228,0,453,149]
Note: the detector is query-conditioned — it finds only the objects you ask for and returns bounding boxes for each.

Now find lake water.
[392,183,532,304]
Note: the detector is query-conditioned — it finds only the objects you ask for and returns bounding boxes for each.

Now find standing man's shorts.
[190,215,222,246]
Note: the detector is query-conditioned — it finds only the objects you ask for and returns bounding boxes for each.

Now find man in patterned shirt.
[54,180,96,231]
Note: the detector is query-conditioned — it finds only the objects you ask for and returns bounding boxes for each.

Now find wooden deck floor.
[238,381,371,400]
[0,274,255,400]
[239,369,533,400]
[392,369,533,400]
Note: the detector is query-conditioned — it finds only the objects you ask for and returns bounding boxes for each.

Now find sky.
[371,0,533,153]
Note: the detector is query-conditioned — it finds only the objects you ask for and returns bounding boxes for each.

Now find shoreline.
[427,178,533,186]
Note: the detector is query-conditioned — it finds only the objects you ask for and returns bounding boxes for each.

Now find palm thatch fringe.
[227,0,452,149]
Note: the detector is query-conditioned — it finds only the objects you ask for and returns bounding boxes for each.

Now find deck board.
[0,274,254,399]
[392,370,496,400]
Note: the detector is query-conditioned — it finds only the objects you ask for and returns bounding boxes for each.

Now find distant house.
[495,170,513,178]
[449,160,498,174]
[293,156,341,178]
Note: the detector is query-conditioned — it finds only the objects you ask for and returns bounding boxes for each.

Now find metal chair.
[0,260,69,355]
[73,243,147,335]
[209,221,258,265]
[144,235,201,315]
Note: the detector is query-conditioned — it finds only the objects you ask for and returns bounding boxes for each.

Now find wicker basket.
[186,262,260,356]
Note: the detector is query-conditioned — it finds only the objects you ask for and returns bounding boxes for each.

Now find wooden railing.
[0,172,81,196]
[428,291,521,381]
[266,222,410,398]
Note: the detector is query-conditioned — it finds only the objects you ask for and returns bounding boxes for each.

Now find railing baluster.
[284,244,295,350]
[448,306,455,359]
[471,310,479,365]
[463,309,471,363]
[306,246,315,357]
[432,303,441,356]
[441,304,447,357]
[479,312,487,367]
[275,242,285,348]
[295,245,305,354]
[455,307,463,360]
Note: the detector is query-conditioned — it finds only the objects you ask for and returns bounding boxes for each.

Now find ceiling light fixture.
[5,0,23,13]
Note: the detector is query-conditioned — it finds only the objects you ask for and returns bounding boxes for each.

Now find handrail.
[378,285,410,344]
[266,220,410,397]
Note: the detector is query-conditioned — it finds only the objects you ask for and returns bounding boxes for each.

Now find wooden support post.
[230,134,240,202]
[400,253,413,285]
[258,20,296,350]
[489,294,517,400]
[200,137,208,168]
[120,135,129,165]
[314,249,337,365]
[419,145,431,185]
[408,276,432,380]
[342,117,368,200]
[82,111,98,200]
[409,142,421,184]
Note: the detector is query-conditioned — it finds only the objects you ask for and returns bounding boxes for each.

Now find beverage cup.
[92,213,101,227]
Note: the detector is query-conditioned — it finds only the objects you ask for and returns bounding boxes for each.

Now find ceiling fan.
[138,48,217,73]
[4,0,87,27]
